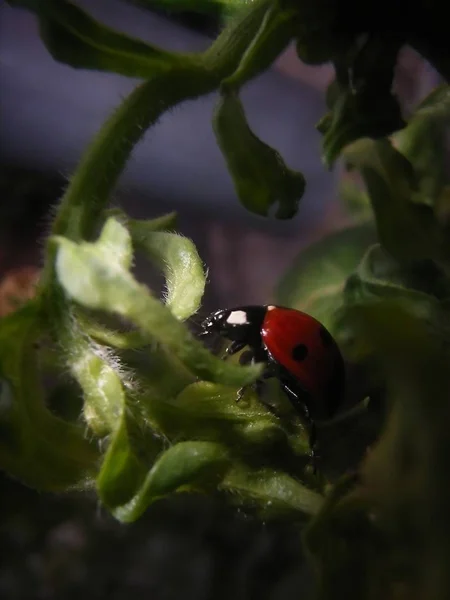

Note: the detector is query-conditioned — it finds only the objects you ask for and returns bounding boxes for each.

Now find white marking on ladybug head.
[267,305,276,311]
[226,310,248,325]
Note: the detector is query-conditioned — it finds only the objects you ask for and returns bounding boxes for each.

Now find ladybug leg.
[222,339,246,359]
[236,378,266,402]
[238,349,256,366]
[236,349,256,402]
[236,348,270,402]
[280,381,320,470]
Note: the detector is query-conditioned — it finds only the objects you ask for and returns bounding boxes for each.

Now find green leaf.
[213,91,305,218]
[321,85,404,167]
[0,305,99,491]
[275,223,377,331]
[305,482,386,600]
[306,301,450,597]
[336,247,450,361]
[221,464,324,518]
[16,0,270,85]
[103,382,317,522]
[304,472,361,553]
[142,381,310,456]
[9,0,184,78]
[394,84,450,208]
[347,244,450,305]
[97,414,163,509]
[127,220,206,321]
[358,304,450,600]
[222,1,297,89]
[53,218,261,387]
[73,312,151,350]
[343,138,443,262]
[338,174,373,224]
[67,331,127,437]
[112,441,231,522]
[61,301,180,509]
[319,35,404,166]
[129,0,246,17]
[98,216,134,269]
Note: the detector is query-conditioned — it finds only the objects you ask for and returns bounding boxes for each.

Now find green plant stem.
[38,0,271,297]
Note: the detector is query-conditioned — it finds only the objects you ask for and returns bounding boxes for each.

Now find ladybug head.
[199,306,266,344]
[199,308,231,337]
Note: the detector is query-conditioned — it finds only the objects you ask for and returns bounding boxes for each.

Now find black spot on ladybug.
[319,325,333,347]
[292,344,308,361]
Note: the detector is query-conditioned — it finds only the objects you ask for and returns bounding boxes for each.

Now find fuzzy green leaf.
[68,334,127,437]
[222,464,323,518]
[128,220,206,320]
[0,305,99,491]
[142,381,310,456]
[112,441,231,522]
[213,91,305,218]
[98,216,134,269]
[73,312,149,350]
[97,415,163,509]
[9,0,184,78]
[53,218,261,386]
[275,223,377,332]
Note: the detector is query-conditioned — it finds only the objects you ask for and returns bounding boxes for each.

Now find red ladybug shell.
[261,306,344,418]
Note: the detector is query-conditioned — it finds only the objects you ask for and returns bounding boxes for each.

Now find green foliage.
[394,85,450,206]
[54,218,260,386]
[128,0,245,18]
[127,221,205,320]
[10,0,183,77]
[2,0,450,598]
[213,91,305,218]
[277,80,450,598]
[275,223,377,331]
[343,139,444,263]
[318,34,405,167]
[0,305,100,490]
[305,303,450,600]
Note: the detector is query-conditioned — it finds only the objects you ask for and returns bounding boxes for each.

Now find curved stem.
[38,0,271,296]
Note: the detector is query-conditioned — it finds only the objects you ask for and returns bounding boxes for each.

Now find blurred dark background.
[0,1,441,598]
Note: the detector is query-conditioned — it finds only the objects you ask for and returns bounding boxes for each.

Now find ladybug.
[200,305,346,453]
